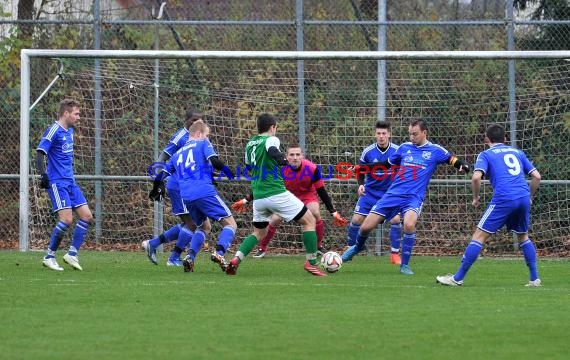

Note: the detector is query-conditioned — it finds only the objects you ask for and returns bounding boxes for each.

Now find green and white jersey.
[245,134,287,200]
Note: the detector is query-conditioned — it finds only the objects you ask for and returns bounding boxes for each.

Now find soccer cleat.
[141,240,158,265]
[63,253,83,271]
[225,257,240,275]
[341,245,363,263]
[399,264,415,275]
[436,274,463,286]
[210,252,229,272]
[182,255,195,273]
[304,260,327,277]
[390,252,401,265]
[166,259,183,267]
[525,279,542,287]
[42,257,64,271]
[252,248,266,258]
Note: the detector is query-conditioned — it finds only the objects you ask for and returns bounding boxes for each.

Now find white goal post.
[20,49,570,255]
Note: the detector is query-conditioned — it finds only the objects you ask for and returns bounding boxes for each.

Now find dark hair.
[58,99,80,117]
[185,108,203,129]
[486,124,505,143]
[375,121,391,131]
[410,119,428,131]
[257,113,277,133]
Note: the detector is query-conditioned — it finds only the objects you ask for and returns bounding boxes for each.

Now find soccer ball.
[320,251,342,273]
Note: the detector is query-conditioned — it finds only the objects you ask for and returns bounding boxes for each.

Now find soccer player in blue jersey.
[345,121,402,265]
[163,121,237,273]
[436,124,542,287]
[342,119,470,275]
[36,99,93,271]
[142,109,212,266]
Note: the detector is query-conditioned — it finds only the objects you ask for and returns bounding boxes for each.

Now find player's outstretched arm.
[449,155,471,173]
[157,151,171,164]
[267,146,288,166]
[36,150,50,189]
[316,186,348,227]
[209,156,236,179]
[231,193,253,214]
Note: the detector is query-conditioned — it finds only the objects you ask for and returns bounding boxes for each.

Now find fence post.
[506,0,519,251]
[296,0,306,152]
[374,0,388,256]
[93,0,103,243]
[153,3,165,240]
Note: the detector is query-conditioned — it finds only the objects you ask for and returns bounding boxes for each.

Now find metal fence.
[1,0,569,251]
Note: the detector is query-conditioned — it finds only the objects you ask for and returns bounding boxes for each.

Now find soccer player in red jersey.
[231,146,348,257]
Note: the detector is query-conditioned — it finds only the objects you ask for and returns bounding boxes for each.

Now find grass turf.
[1,250,568,360]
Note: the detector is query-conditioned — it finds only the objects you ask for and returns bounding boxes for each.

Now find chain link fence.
[1,0,569,252]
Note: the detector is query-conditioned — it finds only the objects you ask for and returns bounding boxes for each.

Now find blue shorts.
[353,194,381,216]
[167,188,189,216]
[477,197,531,234]
[183,194,232,226]
[370,193,422,221]
[47,180,87,212]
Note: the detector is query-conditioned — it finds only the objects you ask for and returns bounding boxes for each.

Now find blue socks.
[47,219,90,258]
[350,222,400,252]
[46,221,69,257]
[401,232,416,266]
[187,230,207,261]
[169,226,193,261]
[149,224,181,248]
[454,240,483,281]
[216,226,236,256]
[355,229,370,250]
[347,222,360,246]
[520,239,539,281]
[390,223,402,253]
[69,219,90,256]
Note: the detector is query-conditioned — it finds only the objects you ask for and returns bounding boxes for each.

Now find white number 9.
[503,154,521,175]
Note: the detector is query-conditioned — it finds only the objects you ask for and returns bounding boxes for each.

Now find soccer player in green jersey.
[225,113,326,276]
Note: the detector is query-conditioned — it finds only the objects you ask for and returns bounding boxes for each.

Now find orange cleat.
[304,260,327,277]
[390,253,401,265]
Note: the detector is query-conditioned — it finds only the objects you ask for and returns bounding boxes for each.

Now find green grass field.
[1,250,568,360]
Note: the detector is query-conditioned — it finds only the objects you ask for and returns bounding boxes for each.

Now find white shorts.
[252,191,305,223]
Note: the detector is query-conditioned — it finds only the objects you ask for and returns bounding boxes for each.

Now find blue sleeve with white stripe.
[163,128,189,156]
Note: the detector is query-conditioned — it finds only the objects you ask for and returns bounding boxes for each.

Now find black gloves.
[40,173,50,189]
[149,180,166,202]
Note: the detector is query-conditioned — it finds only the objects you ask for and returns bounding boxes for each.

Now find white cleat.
[525,279,542,287]
[436,274,463,286]
[43,257,64,271]
[63,253,83,271]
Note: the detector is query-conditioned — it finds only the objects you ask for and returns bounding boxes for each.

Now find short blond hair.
[188,121,210,136]
[58,99,80,117]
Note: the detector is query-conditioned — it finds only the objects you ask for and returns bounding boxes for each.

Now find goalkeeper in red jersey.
[231,146,348,257]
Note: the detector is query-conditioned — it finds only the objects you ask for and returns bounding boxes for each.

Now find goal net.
[20,50,570,257]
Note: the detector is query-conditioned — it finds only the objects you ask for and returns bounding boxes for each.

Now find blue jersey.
[37,122,75,182]
[163,128,189,191]
[169,138,217,202]
[474,143,536,201]
[359,142,399,199]
[387,141,452,201]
